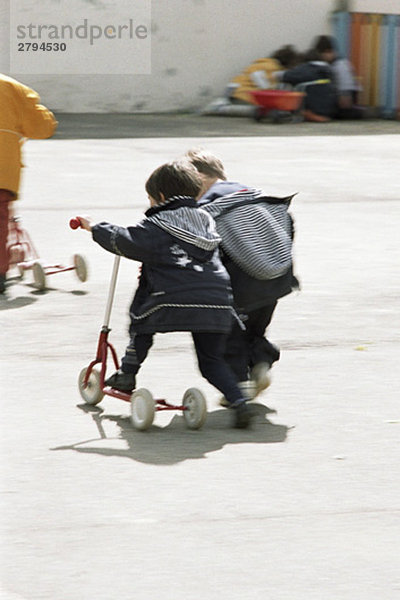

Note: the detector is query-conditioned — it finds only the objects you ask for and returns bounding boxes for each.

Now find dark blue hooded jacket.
[92,196,234,334]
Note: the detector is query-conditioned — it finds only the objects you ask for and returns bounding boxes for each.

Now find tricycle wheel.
[78,367,104,405]
[182,388,207,430]
[130,388,155,431]
[32,261,46,290]
[74,254,88,282]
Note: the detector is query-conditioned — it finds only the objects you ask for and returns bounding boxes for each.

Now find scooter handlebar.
[69,217,82,230]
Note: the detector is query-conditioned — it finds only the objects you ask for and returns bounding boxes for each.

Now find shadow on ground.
[52,403,292,465]
[0,294,37,310]
[0,280,88,309]
[54,113,399,139]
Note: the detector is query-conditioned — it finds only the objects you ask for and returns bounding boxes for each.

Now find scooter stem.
[103,255,121,328]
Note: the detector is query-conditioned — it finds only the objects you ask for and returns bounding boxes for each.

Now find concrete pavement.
[1,116,400,599]
[54,112,399,139]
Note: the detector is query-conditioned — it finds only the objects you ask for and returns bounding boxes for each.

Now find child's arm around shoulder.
[75,215,153,262]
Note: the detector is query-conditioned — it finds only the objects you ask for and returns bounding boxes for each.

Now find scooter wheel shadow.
[52,402,292,465]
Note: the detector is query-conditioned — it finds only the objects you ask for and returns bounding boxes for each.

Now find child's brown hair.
[145,160,203,204]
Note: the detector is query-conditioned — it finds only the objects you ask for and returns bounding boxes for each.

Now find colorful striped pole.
[369,14,382,107]
[396,15,400,118]
[382,14,398,117]
[333,10,399,117]
[332,11,351,58]
[350,13,363,82]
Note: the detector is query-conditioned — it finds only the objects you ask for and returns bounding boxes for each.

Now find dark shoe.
[0,274,6,294]
[104,369,136,392]
[231,400,254,429]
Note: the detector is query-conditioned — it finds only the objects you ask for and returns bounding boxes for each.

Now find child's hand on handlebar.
[76,215,94,232]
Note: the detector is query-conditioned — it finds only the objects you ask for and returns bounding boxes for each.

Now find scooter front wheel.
[78,367,104,405]
[182,388,207,430]
[74,254,88,282]
[130,388,155,431]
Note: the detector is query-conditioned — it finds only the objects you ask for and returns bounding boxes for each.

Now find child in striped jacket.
[186,149,299,402]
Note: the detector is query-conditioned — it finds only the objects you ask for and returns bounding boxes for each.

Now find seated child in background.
[276,34,362,122]
[313,35,363,119]
[276,47,337,122]
[199,45,301,116]
[229,44,301,104]
[75,160,254,428]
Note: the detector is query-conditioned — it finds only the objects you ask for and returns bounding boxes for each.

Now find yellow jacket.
[230,57,282,103]
[0,74,57,197]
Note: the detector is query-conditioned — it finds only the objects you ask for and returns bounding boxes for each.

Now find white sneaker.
[251,362,272,394]
[219,380,257,407]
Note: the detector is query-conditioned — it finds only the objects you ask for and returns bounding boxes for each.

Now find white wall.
[352,0,400,12]
[0,0,397,113]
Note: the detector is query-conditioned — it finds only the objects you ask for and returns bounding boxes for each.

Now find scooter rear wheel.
[32,261,46,290]
[130,388,155,431]
[74,254,88,282]
[78,367,104,405]
[182,388,207,430]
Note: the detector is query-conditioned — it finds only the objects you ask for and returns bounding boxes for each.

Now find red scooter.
[8,215,88,290]
[70,217,207,432]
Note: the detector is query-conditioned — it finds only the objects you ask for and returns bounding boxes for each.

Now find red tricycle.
[7,215,88,290]
[70,217,207,432]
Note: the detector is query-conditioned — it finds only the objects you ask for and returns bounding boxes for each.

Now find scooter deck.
[102,386,185,410]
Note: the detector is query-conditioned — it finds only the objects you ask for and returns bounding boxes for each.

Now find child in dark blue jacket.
[76,160,253,428]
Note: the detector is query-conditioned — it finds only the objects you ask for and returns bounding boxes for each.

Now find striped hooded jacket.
[200,186,299,312]
[91,196,235,334]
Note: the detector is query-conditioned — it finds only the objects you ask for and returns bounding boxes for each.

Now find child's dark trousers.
[121,330,244,404]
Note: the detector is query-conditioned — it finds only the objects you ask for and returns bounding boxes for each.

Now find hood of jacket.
[146,196,221,259]
[201,188,295,280]
[203,188,294,218]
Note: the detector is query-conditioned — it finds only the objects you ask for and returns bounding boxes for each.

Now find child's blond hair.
[185,148,227,180]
